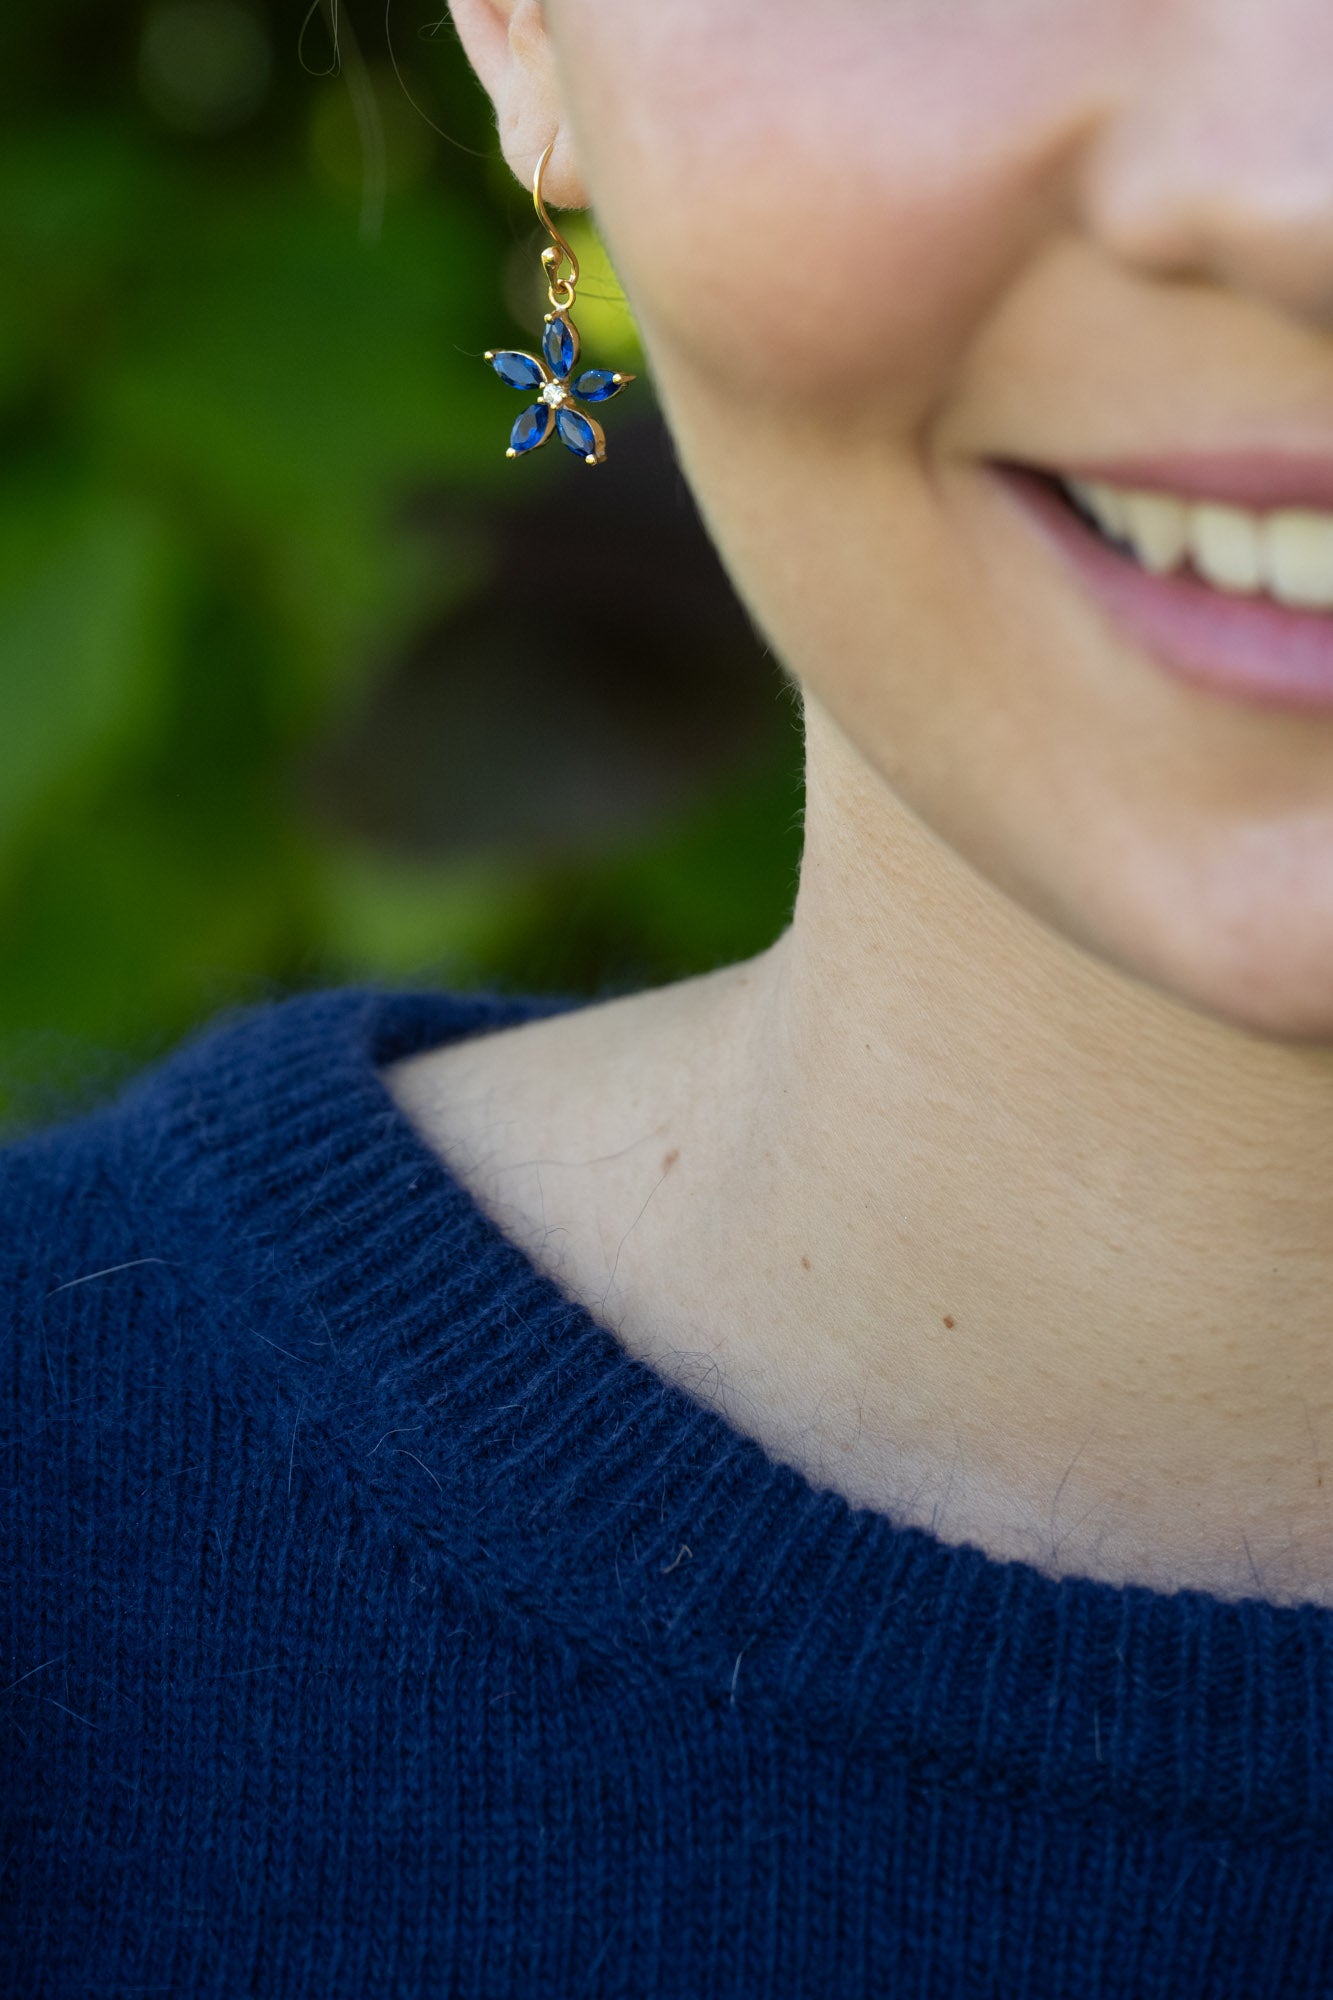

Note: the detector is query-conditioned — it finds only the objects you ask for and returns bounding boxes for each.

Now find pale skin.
[388,0,1333,1604]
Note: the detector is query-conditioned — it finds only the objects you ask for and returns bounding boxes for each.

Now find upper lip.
[1042,454,1333,514]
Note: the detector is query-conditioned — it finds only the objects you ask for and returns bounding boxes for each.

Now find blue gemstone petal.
[555,407,604,463]
[542,314,579,379]
[509,403,554,456]
[572,368,628,403]
[488,350,545,391]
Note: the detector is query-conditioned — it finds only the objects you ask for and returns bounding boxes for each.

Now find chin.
[1095,876,1333,1047]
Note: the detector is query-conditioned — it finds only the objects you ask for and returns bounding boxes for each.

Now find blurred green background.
[0,0,804,1134]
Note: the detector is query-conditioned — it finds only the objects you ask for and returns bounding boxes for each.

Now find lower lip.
[997,465,1333,715]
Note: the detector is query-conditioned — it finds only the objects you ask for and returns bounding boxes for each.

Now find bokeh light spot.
[138,0,272,137]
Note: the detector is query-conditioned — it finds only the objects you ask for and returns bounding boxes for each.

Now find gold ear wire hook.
[533,139,580,314]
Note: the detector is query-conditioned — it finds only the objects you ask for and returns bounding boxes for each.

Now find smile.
[1060,478,1333,611]
[1000,460,1333,714]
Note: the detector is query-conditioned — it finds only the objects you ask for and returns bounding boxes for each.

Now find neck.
[390,695,1333,1602]
[676,698,1333,1600]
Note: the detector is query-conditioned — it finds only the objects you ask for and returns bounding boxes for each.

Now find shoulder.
[0,1071,177,1342]
[0,987,505,1592]
[0,989,367,1293]
[384,960,745,1186]
[383,973,700,1252]
[0,988,432,1429]
[0,980,571,1408]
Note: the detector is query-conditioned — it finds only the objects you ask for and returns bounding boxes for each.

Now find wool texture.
[4,984,1333,1998]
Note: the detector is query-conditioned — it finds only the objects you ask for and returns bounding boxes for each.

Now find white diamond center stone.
[540,382,568,408]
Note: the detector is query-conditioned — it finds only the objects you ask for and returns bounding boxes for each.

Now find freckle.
[661,1148,680,1173]
[942,1315,955,1329]
[801,1255,811,1271]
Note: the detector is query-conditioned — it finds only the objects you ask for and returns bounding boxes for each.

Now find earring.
[483,140,635,467]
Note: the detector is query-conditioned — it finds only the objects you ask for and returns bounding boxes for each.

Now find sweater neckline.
[149,983,1333,1843]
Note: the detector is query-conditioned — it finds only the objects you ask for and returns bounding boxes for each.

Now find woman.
[7,1,1333,1992]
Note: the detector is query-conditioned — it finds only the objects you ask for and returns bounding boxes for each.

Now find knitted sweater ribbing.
[4,985,1333,1997]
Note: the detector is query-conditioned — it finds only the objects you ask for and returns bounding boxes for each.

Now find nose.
[1080,0,1333,328]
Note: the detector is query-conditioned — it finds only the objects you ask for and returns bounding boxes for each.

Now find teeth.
[1191,503,1263,594]
[1072,480,1132,543]
[1122,491,1190,574]
[1267,510,1333,609]
[1062,477,1333,610]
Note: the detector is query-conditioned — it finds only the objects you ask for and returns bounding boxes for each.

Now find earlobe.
[449,0,589,206]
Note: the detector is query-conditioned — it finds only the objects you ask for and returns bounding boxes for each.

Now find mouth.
[996,458,1333,713]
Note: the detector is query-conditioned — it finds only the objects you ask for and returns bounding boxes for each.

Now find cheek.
[553,0,1116,417]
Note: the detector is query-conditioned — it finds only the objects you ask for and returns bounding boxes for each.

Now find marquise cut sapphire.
[542,314,578,379]
[572,369,624,403]
[489,351,545,392]
[555,408,600,462]
[510,404,554,455]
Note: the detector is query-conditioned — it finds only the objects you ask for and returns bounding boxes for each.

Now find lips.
[1057,453,1333,515]
[997,462,1333,714]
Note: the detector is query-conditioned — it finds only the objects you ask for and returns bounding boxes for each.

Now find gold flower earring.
[483,140,636,466]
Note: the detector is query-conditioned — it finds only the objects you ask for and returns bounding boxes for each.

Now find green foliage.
[0,1,802,1133]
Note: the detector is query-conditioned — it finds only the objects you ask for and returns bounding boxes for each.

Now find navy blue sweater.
[5,985,1333,1997]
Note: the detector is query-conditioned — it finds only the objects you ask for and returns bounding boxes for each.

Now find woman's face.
[543,0,1333,1040]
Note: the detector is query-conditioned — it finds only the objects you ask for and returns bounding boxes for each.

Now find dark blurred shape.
[308,409,791,858]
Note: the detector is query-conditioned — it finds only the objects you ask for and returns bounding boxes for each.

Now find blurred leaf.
[0,773,313,1096]
[316,840,547,981]
[90,182,507,693]
[0,120,158,275]
[0,470,177,861]
[0,123,158,409]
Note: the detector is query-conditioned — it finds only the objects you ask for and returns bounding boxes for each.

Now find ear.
[449,0,589,205]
